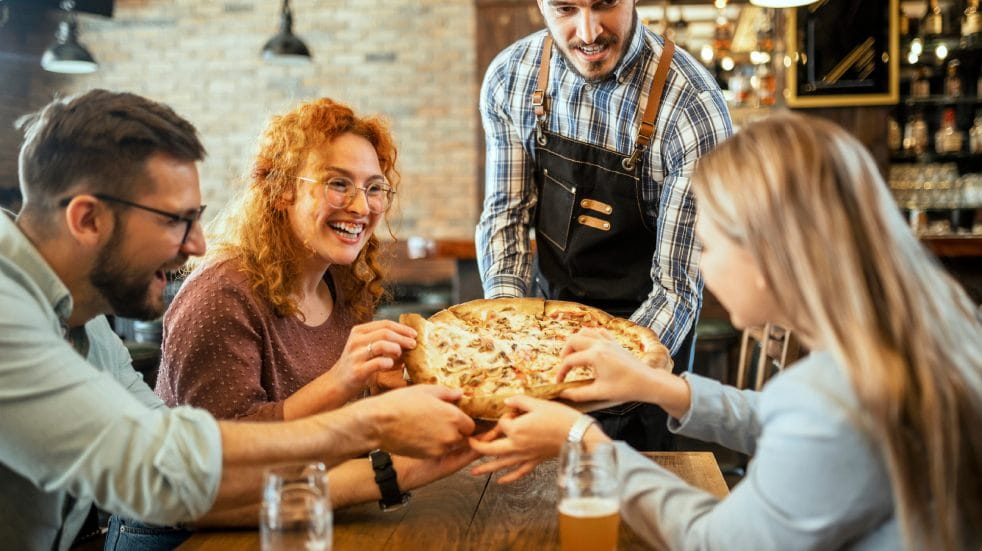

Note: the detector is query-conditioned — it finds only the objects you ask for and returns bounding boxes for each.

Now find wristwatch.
[567,414,598,444]
[369,450,411,511]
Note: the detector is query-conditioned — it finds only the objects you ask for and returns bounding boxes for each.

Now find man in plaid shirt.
[476,0,732,450]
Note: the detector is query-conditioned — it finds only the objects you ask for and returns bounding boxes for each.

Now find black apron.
[530,36,695,450]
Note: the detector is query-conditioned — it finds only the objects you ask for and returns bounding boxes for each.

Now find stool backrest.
[735,324,802,391]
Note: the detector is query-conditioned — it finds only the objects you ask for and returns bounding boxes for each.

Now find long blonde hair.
[196,98,398,322]
[693,112,982,549]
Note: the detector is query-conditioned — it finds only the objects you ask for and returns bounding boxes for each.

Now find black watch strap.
[369,450,410,511]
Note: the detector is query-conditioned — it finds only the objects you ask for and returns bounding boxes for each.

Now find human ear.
[63,196,114,248]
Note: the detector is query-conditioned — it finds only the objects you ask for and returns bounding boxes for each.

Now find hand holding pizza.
[558,328,693,419]
[469,395,608,484]
[328,320,417,400]
[371,384,476,458]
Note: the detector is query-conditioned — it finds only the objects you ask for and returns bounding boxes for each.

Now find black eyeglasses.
[59,193,207,245]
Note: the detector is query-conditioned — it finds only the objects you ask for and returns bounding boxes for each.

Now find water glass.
[260,462,332,551]
[558,441,620,551]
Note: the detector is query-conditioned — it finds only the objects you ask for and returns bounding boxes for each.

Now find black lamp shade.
[262,6,311,65]
[41,20,97,74]
[262,32,311,64]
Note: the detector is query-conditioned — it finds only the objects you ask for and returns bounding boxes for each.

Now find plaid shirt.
[476,21,732,354]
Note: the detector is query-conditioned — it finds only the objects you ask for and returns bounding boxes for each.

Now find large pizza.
[400,298,671,419]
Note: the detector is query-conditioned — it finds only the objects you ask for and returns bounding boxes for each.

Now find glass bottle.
[757,64,777,107]
[888,116,902,152]
[970,112,982,153]
[945,60,963,97]
[912,68,931,98]
[935,108,964,154]
[903,113,929,154]
[924,0,946,37]
[963,0,982,44]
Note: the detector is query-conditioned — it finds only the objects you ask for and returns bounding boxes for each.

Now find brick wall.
[0,6,72,210]
[11,0,480,239]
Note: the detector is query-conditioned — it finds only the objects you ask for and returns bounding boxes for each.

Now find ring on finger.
[367,342,375,357]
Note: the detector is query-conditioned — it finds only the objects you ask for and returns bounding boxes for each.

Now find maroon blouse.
[155,259,357,421]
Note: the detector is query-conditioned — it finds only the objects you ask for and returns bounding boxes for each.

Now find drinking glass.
[557,441,620,551]
[260,462,332,551]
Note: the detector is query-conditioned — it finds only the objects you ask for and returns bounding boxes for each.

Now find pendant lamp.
[262,0,312,65]
[41,0,97,74]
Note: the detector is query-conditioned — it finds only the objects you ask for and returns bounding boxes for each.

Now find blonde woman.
[471,113,982,550]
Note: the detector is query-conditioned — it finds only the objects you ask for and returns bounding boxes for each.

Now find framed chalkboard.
[786,0,899,107]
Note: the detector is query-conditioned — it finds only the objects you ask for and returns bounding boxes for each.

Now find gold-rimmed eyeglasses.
[297,176,394,214]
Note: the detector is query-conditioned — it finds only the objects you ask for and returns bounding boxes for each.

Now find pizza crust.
[399,314,439,385]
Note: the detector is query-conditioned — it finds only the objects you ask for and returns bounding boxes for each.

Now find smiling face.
[288,132,385,268]
[537,0,637,82]
[89,153,206,320]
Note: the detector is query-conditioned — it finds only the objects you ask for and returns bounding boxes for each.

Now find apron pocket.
[538,170,576,251]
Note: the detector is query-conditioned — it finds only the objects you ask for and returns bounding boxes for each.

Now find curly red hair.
[201,98,397,321]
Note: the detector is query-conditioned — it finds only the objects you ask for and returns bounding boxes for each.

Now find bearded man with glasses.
[0,90,477,551]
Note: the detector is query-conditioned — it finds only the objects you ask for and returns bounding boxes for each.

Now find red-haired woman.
[106,98,478,550]
[157,97,410,421]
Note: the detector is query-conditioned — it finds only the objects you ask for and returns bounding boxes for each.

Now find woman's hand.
[558,328,692,419]
[468,395,588,484]
[283,320,416,419]
[328,320,417,399]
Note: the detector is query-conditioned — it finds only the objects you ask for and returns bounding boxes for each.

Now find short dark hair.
[16,89,206,218]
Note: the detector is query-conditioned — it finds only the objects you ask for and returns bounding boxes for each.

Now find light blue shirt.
[0,213,222,551]
[615,352,903,550]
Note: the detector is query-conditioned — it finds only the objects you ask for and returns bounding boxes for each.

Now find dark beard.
[89,227,165,321]
[554,10,638,83]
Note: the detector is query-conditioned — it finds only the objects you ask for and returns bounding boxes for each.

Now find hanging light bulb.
[41,0,97,74]
[262,0,312,65]
[700,44,715,64]
[749,0,819,7]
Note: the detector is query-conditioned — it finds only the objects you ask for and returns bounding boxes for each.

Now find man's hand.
[393,434,489,491]
[468,395,587,484]
[369,385,475,458]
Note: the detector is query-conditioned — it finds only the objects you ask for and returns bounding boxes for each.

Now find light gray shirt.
[0,213,222,551]
[615,352,901,550]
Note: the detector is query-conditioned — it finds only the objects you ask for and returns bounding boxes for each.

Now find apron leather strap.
[533,35,554,145]
[623,39,675,170]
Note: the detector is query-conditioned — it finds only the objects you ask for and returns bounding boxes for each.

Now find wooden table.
[178,451,728,551]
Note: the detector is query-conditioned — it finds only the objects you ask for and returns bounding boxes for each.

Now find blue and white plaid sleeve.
[475,57,536,299]
[631,89,732,354]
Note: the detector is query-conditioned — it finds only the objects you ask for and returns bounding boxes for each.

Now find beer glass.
[260,462,332,551]
[558,441,619,551]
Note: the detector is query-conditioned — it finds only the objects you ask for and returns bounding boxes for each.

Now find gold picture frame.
[785,0,899,108]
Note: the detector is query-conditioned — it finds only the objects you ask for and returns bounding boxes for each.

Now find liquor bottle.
[945,60,963,97]
[888,116,902,151]
[757,64,777,107]
[969,112,982,153]
[912,67,931,98]
[903,113,929,154]
[935,108,964,154]
[923,0,945,37]
[963,0,982,44]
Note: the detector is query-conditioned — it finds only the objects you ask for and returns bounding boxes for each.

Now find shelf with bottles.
[890,106,982,173]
